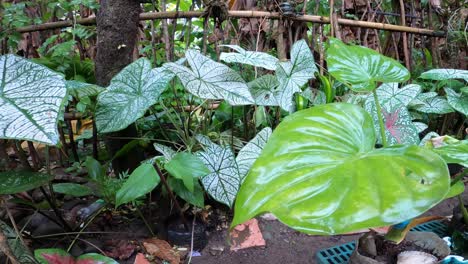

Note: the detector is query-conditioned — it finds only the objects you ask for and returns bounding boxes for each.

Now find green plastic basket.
[315,220,448,264]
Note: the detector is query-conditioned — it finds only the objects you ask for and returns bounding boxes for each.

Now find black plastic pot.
[165,215,208,251]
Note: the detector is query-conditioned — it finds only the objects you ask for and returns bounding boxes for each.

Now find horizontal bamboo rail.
[15,10,445,37]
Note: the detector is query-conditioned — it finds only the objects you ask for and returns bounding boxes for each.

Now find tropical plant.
[35,248,117,264]
[231,39,459,244]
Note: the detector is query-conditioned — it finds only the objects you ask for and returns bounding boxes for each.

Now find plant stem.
[373,90,388,147]
[67,206,105,252]
[135,207,155,236]
[458,195,468,226]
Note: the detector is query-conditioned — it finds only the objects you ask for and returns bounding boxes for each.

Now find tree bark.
[95,0,143,174]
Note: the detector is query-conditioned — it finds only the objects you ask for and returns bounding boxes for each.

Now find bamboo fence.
[15,10,446,37]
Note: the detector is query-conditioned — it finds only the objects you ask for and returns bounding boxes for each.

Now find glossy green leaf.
[326,38,410,92]
[236,127,272,182]
[446,181,465,199]
[196,135,240,207]
[445,88,468,116]
[95,58,174,133]
[220,45,279,70]
[168,177,204,207]
[0,171,53,194]
[428,138,468,167]
[232,103,450,235]
[248,75,280,106]
[0,54,67,145]
[115,163,160,207]
[276,39,318,111]
[53,183,93,197]
[164,50,254,105]
[419,69,468,82]
[165,152,210,192]
[66,80,104,100]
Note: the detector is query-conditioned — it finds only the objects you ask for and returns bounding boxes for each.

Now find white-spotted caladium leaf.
[164,50,254,105]
[220,45,279,70]
[236,127,272,182]
[419,69,468,82]
[95,58,174,133]
[365,97,419,145]
[195,135,241,207]
[412,96,454,114]
[66,80,104,100]
[375,83,421,109]
[0,54,67,145]
[248,75,280,106]
[445,88,468,116]
[276,39,318,112]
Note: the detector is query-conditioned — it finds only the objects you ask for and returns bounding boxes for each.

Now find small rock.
[209,245,224,256]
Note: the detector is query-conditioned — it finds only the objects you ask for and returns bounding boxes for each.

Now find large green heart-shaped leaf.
[164,50,254,105]
[195,135,241,207]
[220,45,279,70]
[0,54,67,145]
[0,171,54,194]
[445,88,468,116]
[95,58,174,133]
[232,103,450,234]
[419,69,468,82]
[326,38,410,92]
[276,39,318,111]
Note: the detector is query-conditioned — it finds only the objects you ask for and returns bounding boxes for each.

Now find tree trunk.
[95,0,143,174]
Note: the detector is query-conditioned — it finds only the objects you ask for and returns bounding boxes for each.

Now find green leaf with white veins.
[419,69,468,82]
[95,58,174,133]
[409,92,438,108]
[276,40,318,111]
[248,75,280,106]
[196,135,241,207]
[236,127,272,182]
[66,80,104,100]
[326,38,410,92]
[220,45,279,70]
[445,88,468,116]
[0,54,67,145]
[375,83,421,108]
[164,50,254,105]
[413,96,454,114]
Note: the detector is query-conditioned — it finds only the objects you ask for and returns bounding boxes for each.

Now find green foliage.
[0,55,67,145]
[326,38,410,92]
[0,171,53,195]
[164,152,210,192]
[232,103,450,234]
[53,183,93,197]
[35,248,117,264]
[0,220,37,264]
[115,163,160,207]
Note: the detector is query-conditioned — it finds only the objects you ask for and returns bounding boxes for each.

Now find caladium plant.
[35,248,118,264]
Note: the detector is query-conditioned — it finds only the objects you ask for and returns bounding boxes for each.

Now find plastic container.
[315,220,448,264]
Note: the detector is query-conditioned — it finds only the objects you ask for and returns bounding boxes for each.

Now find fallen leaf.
[103,240,136,260]
[143,238,180,264]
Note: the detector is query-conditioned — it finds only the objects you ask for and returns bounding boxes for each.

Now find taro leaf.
[168,177,204,207]
[326,38,410,92]
[115,163,160,207]
[34,248,74,264]
[375,83,421,109]
[53,183,93,197]
[445,88,468,116]
[276,39,318,112]
[419,69,468,82]
[95,58,174,133]
[153,143,177,163]
[413,96,454,114]
[0,171,53,194]
[364,97,420,145]
[195,135,240,207]
[0,220,37,264]
[0,54,67,145]
[232,103,450,234]
[236,127,272,182]
[413,122,428,133]
[247,75,280,106]
[165,152,210,192]
[164,50,254,105]
[76,253,119,264]
[220,45,279,70]
[66,81,104,99]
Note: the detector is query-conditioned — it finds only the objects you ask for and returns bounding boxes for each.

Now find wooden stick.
[15,11,446,37]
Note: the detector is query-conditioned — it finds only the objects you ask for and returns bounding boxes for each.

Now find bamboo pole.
[15,11,446,37]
